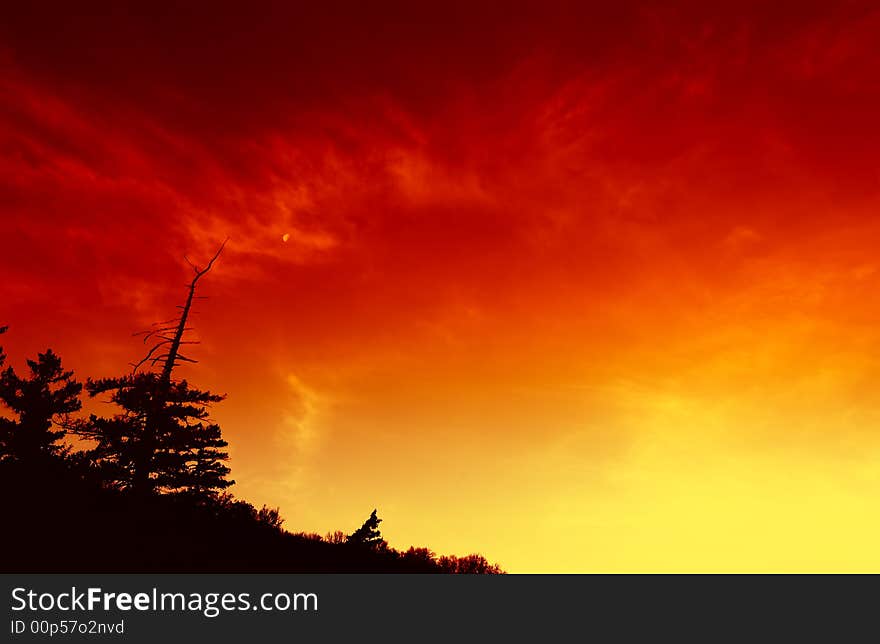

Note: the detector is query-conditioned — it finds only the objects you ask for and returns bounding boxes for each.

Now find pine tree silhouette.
[76,373,232,495]
[0,341,82,463]
[73,242,233,497]
[347,509,386,549]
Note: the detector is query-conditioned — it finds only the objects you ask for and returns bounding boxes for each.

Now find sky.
[3,1,880,571]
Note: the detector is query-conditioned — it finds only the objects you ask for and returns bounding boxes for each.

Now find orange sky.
[3,2,880,571]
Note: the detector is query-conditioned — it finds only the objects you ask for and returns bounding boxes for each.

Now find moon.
[282,233,290,243]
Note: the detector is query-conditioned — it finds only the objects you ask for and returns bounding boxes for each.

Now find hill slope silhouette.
[0,457,501,572]
[0,250,503,574]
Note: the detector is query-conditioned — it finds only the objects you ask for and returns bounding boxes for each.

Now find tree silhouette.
[348,509,386,549]
[0,342,82,463]
[75,373,232,495]
[72,242,233,496]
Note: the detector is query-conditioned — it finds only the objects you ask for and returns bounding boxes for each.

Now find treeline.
[0,249,502,573]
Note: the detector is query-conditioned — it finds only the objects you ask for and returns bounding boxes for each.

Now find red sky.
[4,2,880,571]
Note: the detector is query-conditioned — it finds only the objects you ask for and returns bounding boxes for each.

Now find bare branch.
[196,238,228,280]
[149,353,171,366]
[126,238,229,382]
[131,341,169,373]
[134,324,179,342]
[152,317,181,327]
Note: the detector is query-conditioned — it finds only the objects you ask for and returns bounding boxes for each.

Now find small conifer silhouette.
[347,509,385,549]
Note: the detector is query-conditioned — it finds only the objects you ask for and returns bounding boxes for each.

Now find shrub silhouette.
[438,553,505,574]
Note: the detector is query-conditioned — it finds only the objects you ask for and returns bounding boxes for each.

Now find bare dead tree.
[131,239,227,380]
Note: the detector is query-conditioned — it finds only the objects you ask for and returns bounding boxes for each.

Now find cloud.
[281,373,327,455]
